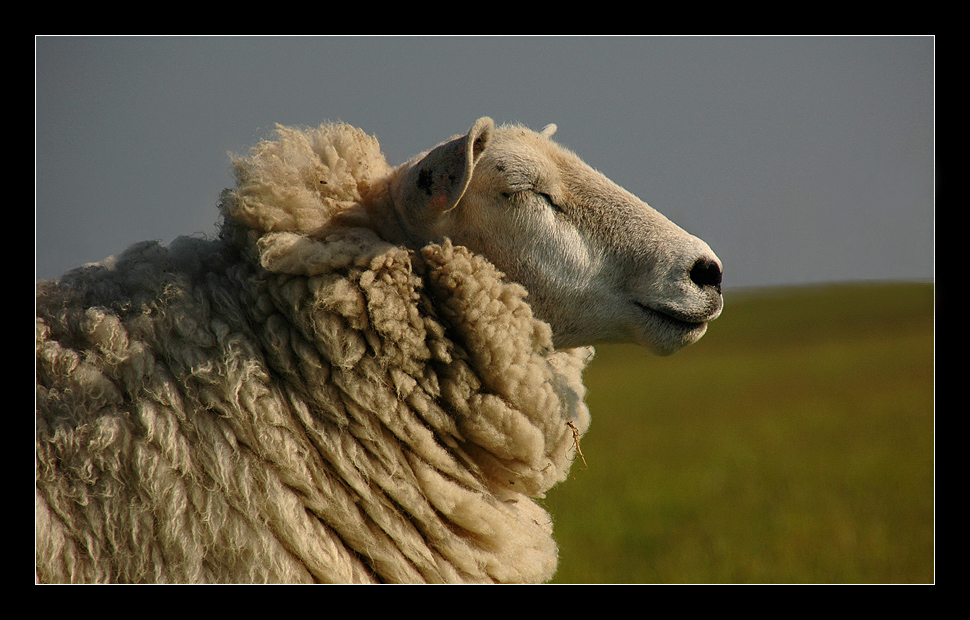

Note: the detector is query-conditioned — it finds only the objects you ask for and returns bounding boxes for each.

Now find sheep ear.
[394,117,493,233]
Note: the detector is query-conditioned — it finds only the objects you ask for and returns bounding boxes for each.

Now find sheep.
[35,117,723,583]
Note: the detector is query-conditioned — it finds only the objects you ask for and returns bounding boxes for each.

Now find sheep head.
[390,118,723,355]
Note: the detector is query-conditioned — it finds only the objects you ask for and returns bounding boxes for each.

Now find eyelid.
[501,186,563,213]
[536,190,564,213]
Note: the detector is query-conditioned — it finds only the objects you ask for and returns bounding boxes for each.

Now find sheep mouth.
[633,301,709,331]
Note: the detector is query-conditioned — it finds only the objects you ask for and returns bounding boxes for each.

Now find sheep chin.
[632,301,711,356]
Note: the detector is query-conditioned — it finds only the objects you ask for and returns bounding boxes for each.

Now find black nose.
[690,258,722,292]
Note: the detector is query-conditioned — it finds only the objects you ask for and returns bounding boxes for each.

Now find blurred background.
[35,36,934,583]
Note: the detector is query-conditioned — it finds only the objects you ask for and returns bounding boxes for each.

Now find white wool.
[227,122,392,235]
[36,122,593,583]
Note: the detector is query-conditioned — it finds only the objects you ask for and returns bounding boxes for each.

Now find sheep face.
[390,118,723,354]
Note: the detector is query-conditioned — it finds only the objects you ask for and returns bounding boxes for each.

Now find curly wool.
[35,122,592,584]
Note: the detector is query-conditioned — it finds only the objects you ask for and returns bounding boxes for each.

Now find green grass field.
[542,281,934,583]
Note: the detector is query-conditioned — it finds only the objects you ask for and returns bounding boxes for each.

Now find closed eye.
[536,191,564,214]
[501,188,564,215]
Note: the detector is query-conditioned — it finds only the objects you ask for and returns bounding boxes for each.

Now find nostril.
[690,258,722,291]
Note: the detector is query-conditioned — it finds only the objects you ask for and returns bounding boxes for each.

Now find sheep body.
[35,121,593,583]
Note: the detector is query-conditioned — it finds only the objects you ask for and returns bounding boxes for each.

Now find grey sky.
[35,36,934,289]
